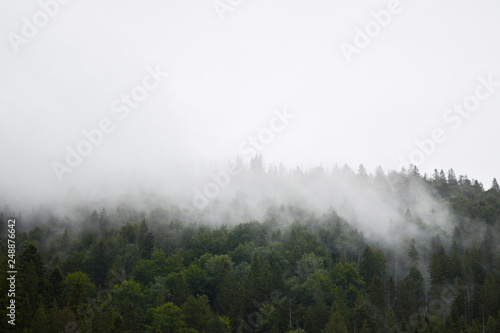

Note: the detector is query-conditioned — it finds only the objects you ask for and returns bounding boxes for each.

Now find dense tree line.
[0,165,500,332]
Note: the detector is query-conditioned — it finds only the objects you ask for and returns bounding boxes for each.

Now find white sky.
[1,0,500,203]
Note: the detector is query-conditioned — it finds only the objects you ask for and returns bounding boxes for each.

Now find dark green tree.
[397,267,424,321]
[324,311,348,333]
[146,302,188,333]
[182,295,212,332]
[359,246,386,283]
[368,274,385,309]
[408,239,419,266]
[87,241,112,286]
[491,178,499,191]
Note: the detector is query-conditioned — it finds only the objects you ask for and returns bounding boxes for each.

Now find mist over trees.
[1,161,500,332]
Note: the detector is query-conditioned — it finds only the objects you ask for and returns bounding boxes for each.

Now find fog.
[1,0,499,242]
[2,158,457,253]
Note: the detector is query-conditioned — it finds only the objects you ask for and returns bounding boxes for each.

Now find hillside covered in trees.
[1,164,500,332]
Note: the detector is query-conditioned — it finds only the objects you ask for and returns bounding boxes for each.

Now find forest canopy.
[1,164,500,332]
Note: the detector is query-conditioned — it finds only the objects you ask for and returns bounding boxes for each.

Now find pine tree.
[248,254,272,302]
[410,165,420,178]
[99,207,109,232]
[439,170,447,184]
[447,169,458,186]
[48,266,63,306]
[428,237,448,296]
[358,164,368,177]
[146,303,187,333]
[182,295,212,332]
[304,289,330,333]
[214,268,236,316]
[485,316,497,333]
[386,276,396,310]
[369,274,385,309]
[359,320,371,333]
[386,306,396,329]
[88,241,111,286]
[89,209,99,231]
[397,267,424,321]
[448,241,463,280]
[492,178,500,191]
[408,239,419,266]
[137,219,154,259]
[143,232,154,259]
[360,246,386,283]
[324,311,348,333]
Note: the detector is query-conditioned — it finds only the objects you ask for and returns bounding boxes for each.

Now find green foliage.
[485,315,497,333]
[330,261,365,291]
[182,295,212,332]
[87,241,112,286]
[368,274,385,309]
[324,311,348,333]
[428,236,448,296]
[207,315,231,333]
[63,271,96,311]
[408,239,419,266]
[359,246,386,283]
[3,168,500,332]
[398,267,424,321]
[146,302,187,333]
[110,280,147,331]
[132,259,156,285]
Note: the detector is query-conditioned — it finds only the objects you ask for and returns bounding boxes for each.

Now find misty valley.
[4,0,500,332]
[1,163,500,333]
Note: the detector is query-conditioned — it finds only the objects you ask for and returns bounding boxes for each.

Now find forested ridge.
[1,165,500,332]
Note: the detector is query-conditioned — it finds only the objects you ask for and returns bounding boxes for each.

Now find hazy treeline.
[0,164,500,332]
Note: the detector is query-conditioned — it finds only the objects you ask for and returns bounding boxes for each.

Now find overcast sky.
[1,0,500,204]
